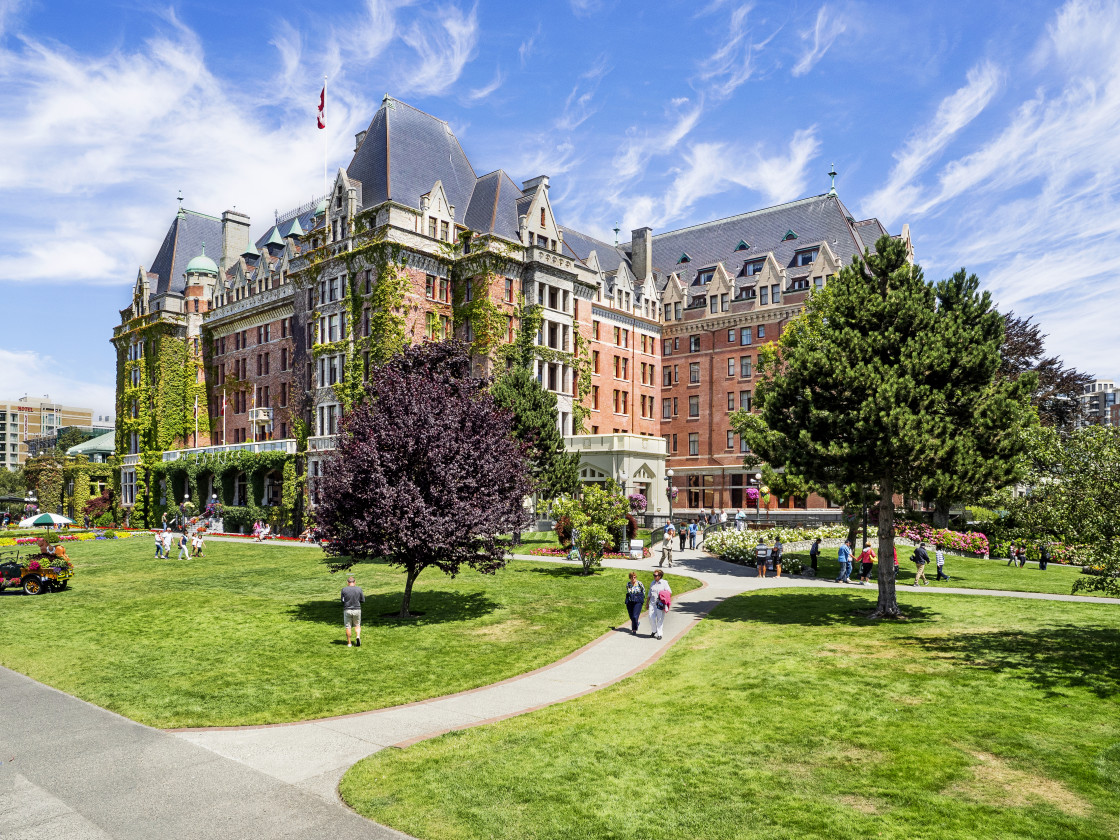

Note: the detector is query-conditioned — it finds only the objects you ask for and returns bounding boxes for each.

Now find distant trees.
[999,312,1092,432]
[736,236,1036,617]
[316,342,533,617]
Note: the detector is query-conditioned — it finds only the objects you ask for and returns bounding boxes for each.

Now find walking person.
[835,538,854,583]
[933,543,949,580]
[912,542,930,586]
[625,572,645,635]
[678,519,687,551]
[755,538,770,578]
[194,531,205,558]
[154,530,164,559]
[646,569,671,640]
[341,574,364,647]
[1038,543,1049,571]
[177,531,190,560]
[809,538,821,575]
[660,522,675,568]
[688,520,698,550]
[857,543,875,584]
[1017,546,1027,568]
[162,529,173,559]
[1006,543,1017,566]
[772,539,784,578]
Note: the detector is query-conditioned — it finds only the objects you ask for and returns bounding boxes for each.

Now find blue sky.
[1,0,1117,418]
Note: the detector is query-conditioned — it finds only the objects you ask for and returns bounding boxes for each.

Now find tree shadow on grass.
[517,565,600,579]
[288,590,499,627]
[708,590,942,626]
[908,624,1120,699]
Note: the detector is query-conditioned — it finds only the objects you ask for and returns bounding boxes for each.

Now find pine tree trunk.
[399,566,420,618]
[874,476,901,618]
[846,507,860,548]
[932,500,950,528]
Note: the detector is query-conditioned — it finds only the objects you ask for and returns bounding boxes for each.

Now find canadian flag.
[220,393,226,416]
[317,85,326,129]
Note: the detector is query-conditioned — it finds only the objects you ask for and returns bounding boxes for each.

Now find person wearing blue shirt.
[688,520,698,550]
[835,538,854,584]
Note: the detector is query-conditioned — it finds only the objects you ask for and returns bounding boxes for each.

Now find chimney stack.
[220,210,250,274]
[521,175,550,193]
[354,130,367,152]
[631,227,653,282]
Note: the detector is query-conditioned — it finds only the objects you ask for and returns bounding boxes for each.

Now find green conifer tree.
[735,236,1035,617]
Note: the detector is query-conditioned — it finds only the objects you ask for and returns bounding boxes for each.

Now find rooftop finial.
[200,242,206,255]
[176,190,185,218]
[613,220,621,246]
[828,164,838,196]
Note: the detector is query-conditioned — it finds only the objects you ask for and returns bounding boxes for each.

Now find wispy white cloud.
[696,3,779,99]
[622,128,820,230]
[466,66,504,102]
[863,0,1120,376]
[518,24,540,67]
[612,97,704,182]
[791,5,846,77]
[0,349,117,416]
[398,3,479,97]
[569,0,603,17]
[555,54,610,131]
[862,61,1002,224]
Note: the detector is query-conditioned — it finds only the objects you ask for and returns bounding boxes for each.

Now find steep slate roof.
[463,170,524,241]
[347,98,476,214]
[148,210,222,298]
[650,194,875,285]
[852,218,888,254]
[559,225,628,274]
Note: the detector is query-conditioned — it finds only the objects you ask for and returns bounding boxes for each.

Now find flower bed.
[528,546,653,560]
[202,532,303,541]
[893,523,989,556]
[705,525,870,564]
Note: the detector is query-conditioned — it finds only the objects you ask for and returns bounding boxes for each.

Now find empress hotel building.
[112,96,909,520]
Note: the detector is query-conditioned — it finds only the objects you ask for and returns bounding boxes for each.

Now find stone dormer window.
[696,269,714,285]
[795,248,819,267]
[744,259,764,276]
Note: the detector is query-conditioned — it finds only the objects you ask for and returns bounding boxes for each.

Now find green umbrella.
[18,512,74,528]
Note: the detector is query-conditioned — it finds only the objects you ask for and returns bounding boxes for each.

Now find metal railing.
[161,439,296,461]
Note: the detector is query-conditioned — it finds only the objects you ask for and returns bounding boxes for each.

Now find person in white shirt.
[161,530,173,558]
[935,544,950,580]
[646,569,672,640]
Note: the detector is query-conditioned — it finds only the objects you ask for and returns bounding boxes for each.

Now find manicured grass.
[0,538,698,728]
[341,589,1120,840]
[776,545,1088,596]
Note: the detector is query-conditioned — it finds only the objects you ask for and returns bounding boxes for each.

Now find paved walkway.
[3,544,1118,839]
[171,546,1120,802]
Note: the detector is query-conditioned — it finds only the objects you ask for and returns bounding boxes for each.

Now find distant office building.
[1078,379,1118,428]
[0,398,111,470]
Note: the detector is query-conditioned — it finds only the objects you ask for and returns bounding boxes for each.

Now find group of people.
[833,538,948,585]
[154,524,205,560]
[1007,543,1050,569]
[252,521,272,542]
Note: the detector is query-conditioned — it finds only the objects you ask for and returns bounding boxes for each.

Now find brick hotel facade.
[111,96,908,519]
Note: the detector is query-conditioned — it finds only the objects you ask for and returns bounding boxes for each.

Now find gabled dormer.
[790,241,840,292]
[419,179,456,243]
[611,261,637,312]
[702,263,735,316]
[519,175,562,252]
[754,253,786,306]
[130,268,152,319]
[326,168,359,243]
[661,272,686,322]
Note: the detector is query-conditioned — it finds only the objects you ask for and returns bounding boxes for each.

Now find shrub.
[95,512,114,527]
[554,515,573,549]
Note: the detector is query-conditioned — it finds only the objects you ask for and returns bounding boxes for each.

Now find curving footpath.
[2,546,1118,840]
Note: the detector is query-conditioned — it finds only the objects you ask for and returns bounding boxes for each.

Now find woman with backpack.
[646,569,672,640]
[625,572,645,635]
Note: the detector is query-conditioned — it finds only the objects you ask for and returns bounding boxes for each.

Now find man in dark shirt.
[341,575,364,648]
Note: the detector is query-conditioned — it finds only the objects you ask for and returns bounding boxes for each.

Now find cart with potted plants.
[0,539,75,595]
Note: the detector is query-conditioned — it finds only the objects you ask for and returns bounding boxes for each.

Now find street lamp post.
[618,469,628,552]
[665,468,674,524]
[750,472,762,523]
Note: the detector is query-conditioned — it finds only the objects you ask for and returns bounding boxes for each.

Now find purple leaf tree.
[316,341,534,617]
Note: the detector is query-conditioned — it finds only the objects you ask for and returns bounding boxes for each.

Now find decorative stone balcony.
[248,407,273,426]
[161,439,297,462]
[308,435,338,452]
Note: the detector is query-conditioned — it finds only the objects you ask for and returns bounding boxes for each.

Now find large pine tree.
[737,236,1036,617]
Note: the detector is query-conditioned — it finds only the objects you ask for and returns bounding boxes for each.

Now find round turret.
[185,244,218,277]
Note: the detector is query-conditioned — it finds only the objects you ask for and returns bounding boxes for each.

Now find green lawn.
[509,529,655,552]
[775,545,1088,596]
[341,589,1120,840]
[0,537,698,728]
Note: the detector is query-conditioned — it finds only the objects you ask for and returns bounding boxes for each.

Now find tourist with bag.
[646,569,672,640]
[625,572,645,635]
[660,523,675,568]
